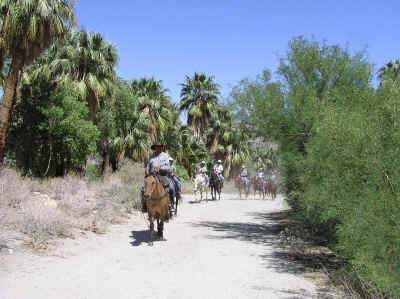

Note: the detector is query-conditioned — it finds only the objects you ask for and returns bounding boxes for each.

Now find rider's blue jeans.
[167,178,175,201]
[172,175,181,192]
[218,174,224,185]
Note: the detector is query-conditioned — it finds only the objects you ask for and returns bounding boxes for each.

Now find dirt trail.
[0,193,338,299]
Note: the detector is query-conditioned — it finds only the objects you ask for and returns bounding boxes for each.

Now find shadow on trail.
[129,229,170,246]
[191,210,342,297]
[129,230,149,246]
[190,211,306,275]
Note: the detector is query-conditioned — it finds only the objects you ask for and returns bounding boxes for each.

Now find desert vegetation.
[0,160,143,250]
[0,1,397,297]
[229,36,400,297]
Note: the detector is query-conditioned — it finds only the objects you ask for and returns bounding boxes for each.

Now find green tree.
[130,78,173,143]
[96,80,152,174]
[179,72,220,144]
[8,77,98,176]
[378,59,400,82]
[0,0,76,165]
[39,29,118,121]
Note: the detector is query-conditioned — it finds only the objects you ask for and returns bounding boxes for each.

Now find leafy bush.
[8,77,99,177]
[229,36,400,296]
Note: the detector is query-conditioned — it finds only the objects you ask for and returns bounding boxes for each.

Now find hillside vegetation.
[0,2,397,297]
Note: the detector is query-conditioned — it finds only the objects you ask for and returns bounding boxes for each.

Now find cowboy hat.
[217,160,222,163]
[151,143,165,150]
[201,160,206,164]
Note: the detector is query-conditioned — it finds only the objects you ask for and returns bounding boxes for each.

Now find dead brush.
[321,265,389,299]
[19,201,71,249]
[0,168,32,208]
[0,161,145,251]
[0,213,9,250]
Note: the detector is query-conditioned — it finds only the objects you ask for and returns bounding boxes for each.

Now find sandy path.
[0,193,334,299]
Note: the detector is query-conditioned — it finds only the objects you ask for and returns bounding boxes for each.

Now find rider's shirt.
[147,152,171,174]
[199,166,207,174]
[214,164,223,174]
[240,169,248,177]
[258,172,264,179]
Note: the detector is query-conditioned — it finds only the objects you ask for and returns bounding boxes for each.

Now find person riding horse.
[142,143,176,212]
[169,158,182,200]
[257,168,265,187]
[240,165,249,185]
[198,160,209,183]
[213,160,224,188]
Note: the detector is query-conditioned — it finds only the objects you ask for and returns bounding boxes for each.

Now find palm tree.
[207,105,233,155]
[39,29,118,121]
[0,0,76,165]
[179,72,220,144]
[130,78,173,143]
[378,60,400,84]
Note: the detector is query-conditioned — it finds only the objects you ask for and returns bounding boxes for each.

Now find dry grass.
[279,217,390,299]
[0,160,144,250]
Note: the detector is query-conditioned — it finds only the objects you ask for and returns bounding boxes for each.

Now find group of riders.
[142,142,277,213]
[142,142,226,212]
[237,165,277,188]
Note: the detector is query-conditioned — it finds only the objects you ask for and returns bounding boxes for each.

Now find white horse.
[193,173,209,203]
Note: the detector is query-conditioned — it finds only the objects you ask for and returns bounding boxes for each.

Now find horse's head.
[143,175,165,200]
[143,175,156,200]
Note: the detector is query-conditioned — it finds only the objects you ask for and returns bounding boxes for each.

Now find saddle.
[157,174,170,189]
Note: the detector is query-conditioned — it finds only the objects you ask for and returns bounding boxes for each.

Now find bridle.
[145,174,169,201]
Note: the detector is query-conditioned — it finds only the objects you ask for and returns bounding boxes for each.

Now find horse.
[252,177,266,200]
[143,174,170,245]
[269,179,277,200]
[209,172,222,201]
[235,175,250,199]
[193,173,209,203]
[265,178,277,200]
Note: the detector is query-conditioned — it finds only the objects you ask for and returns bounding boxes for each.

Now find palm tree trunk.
[102,152,111,176]
[0,57,24,166]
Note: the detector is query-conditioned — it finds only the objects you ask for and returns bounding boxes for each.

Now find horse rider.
[213,159,224,187]
[199,160,209,183]
[199,160,208,175]
[169,158,182,200]
[257,167,265,187]
[271,170,277,185]
[240,165,249,185]
[143,143,176,211]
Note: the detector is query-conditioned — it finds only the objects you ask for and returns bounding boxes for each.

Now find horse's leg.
[158,220,165,240]
[157,217,166,240]
[175,194,178,216]
[149,217,154,246]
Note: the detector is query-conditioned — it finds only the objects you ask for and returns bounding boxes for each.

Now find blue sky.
[76,1,400,103]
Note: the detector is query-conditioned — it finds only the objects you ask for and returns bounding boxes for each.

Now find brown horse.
[252,177,266,200]
[265,179,277,200]
[235,176,250,199]
[269,180,277,200]
[143,174,170,245]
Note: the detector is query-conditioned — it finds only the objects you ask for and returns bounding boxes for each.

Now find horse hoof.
[148,242,154,246]
[158,236,167,241]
